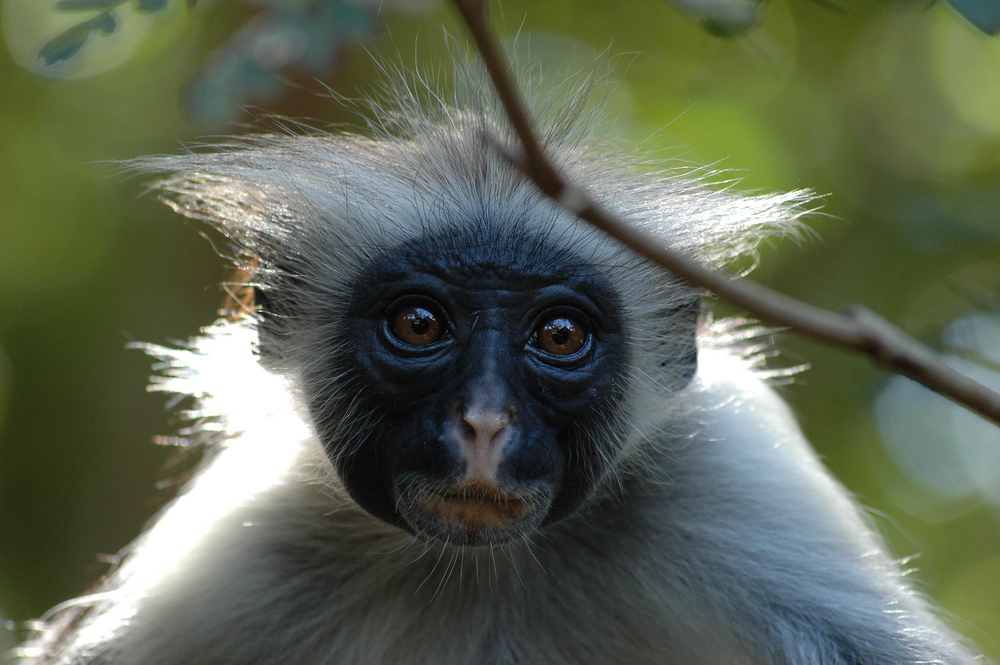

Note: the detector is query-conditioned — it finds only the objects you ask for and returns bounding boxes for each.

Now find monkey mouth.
[396,478,550,547]
[424,485,530,524]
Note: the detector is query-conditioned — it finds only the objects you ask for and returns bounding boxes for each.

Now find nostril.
[463,408,510,443]
[460,419,477,442]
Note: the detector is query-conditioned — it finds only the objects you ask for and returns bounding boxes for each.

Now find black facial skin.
[278,225,685,546]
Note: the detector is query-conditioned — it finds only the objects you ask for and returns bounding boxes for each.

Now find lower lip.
[419,494,530,527]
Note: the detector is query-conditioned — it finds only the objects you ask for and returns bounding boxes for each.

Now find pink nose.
[464,404,509,442]
[456,400,516,482]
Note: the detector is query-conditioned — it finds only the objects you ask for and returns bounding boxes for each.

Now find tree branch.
[451,0,1000,427]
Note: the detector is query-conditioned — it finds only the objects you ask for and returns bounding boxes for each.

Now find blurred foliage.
[1,0,1000,657]
[4,0,382,129]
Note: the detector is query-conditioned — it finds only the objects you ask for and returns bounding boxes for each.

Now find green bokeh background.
[1,0,999,656]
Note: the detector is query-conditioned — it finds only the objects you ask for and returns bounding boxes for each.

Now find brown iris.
[534,315,587,356]
[390,304,444,346]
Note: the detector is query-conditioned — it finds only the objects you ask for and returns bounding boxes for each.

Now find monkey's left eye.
[530,314,589,358]
[388,303,446,347]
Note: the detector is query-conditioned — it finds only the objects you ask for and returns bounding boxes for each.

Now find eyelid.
[384,295,450,324]
[526,305,592,336]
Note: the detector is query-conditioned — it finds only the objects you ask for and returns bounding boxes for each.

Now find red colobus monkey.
[20,64,983,665]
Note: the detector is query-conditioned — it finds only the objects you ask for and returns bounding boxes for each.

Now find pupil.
[550,325,570,345]
[410,315,430,335]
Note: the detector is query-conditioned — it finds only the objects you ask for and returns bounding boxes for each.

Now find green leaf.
[134,0,169,13]
[664,0,761,37]
[38,23,92,65]
[90,11,117,34]
[54,0,123,10]
[37,11,118,65]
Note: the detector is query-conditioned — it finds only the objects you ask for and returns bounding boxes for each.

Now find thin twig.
[450,0,1000,427]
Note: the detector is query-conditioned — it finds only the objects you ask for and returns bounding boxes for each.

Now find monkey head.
[250,218,697,547]
[141,108,790,548]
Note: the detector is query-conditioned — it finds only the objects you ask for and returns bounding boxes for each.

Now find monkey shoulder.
[590,346,979,665]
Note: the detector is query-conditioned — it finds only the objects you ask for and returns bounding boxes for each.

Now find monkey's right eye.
[388,303,446,347]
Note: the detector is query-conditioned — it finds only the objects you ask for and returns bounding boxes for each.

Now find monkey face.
[297,225,631,547]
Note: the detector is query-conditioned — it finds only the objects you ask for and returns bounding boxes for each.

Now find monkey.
[16,62,986,665]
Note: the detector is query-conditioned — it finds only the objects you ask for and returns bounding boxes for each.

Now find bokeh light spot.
[876,315,1000,521]
[1,0,184,79]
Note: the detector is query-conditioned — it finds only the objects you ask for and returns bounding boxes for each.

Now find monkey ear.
[658,298,701,393]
